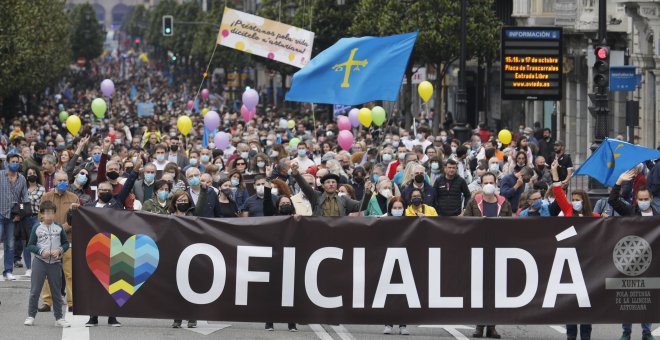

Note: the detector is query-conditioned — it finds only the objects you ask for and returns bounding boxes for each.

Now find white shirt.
[295,156,315,172]
[168,152,179,164]
[152,161,168,171]
[190,189,200,205]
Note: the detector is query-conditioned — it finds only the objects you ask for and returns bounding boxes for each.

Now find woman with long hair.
[228,170,249,209]
[216,178,240,218]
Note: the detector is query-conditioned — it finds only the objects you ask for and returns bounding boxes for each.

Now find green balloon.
[91,98,107,118]
[371,106,386,126]
[289,137,301,148]
[58,111,69,122]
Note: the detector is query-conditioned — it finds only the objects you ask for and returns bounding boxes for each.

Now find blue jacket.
[401,182,435,206]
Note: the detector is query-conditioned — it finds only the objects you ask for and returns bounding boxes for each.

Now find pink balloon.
[186,100,194,110]
[337,130,354,151]
[337,116,351,131]
[348,108,360,127]
[214,132,230,150]
[242,89,259,110]
[240,105,256,121]
[201,89,209,100]
[204,111,220,131]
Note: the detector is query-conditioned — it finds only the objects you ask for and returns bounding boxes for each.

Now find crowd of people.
[1,56,659,340]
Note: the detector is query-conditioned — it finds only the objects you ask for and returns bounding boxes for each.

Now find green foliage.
[70,3,104,61]
[123,4,149,39]
[0,0,71,98]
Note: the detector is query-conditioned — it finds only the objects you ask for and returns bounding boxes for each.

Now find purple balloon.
[214,132,230,150]
[100,79,115,97]
[242,89,259,110]
[204,111,220,131]
[348,108,360,127]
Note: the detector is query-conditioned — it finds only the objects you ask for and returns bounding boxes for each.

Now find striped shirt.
[0,170,28,219]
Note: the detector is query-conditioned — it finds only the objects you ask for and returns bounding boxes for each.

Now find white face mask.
[482,183,496,195]
[379,189,392,198]
[338,192,346,197]
[638,200,651,211]
[271,188,279,196]
[571,201,583,212]
[489,164,500,173]
[391,208,404,217]
[451,146,457,154]
[256,185,265,196]
[316,178,322,187]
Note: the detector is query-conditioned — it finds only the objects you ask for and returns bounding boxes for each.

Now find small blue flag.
[285,32,418,105]
[573,138,660,187]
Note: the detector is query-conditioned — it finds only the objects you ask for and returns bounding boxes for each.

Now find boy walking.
[24,200,70,327]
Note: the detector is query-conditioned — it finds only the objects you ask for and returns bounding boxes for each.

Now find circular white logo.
[613,236,652,277]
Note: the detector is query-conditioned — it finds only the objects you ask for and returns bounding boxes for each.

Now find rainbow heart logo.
[86,233,159,307]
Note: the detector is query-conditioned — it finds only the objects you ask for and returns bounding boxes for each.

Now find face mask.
[266,140,273,146]
[55,181,68,192]
[107,171,120,180]
[270,151,279,157]
[353,176,364,183]
[517,161,526,167]
[221,189,233,198]
[257,161,266,168]
[380,189,392,198]
[571,201,583,212]
[489,164,500,173]
[411,197,422,206]
[27,175,38,183]
[256,185,265,196]
[431,163,440,171]
[167,172,177,179]
[638,200,652,211]
[99,192,113,203]
[189,158,198,166]
[372,175,379,182]
[537,164,545,170]
[156,154,166,162]
[271,188,279,196]
[240,152,249,159]
[34,154,43,164]
[440,136,447,142]
[279,203,294,215]
[382,154,392,162]
[392,141,400,148]
[451,146,457,154]
[316,178,322,187]
[298,150,307,157]
[338,192,346,197]
[176,202,190,212]
[8,163,20,172]
[157,190,169,201]
[75,173,88,185]
[201,155,210,163]
[144,173,155,183]
[414,174,424,184]
[231,178,240,187]
[530,200,543,210]
[189,176,201,187]
[391,209,404,217]
[170,145,179,152]
[92,154,101,163]
[287,168,293,176]
[482,183,496,195]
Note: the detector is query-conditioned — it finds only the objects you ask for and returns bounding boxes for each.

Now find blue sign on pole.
[333,104,352,117]
[610,66,638,91]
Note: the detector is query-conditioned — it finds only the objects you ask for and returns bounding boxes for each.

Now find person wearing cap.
[523,127,539,147]
[547,140,573,189]
[291,162,371,216]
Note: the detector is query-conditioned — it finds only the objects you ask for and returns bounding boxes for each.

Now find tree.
[0,0,71,117]
[123,4,150,41]
[70,3,104,63]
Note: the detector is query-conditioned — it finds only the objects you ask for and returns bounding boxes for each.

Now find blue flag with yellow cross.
[285,32,418,105]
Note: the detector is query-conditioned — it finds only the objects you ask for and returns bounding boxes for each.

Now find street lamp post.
[453,0,471,142]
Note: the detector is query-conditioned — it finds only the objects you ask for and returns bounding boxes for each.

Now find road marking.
[310,324,334,340]
[62,313,90,340]
[550,325,567,334]
[652,326,660,336]
[331,325,355,340]
[182,320,231,336]
[418,325,474,340]
[556,226,577,241]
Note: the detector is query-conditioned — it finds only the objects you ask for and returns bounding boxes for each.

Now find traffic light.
[162,15,173,36]
[593,45,609,93]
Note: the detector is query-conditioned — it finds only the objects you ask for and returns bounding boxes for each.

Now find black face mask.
[107,171,120,180]
[99,192,113,203]
[170,145,179,152]
[221,189,233,198]
[124,167,134,174]
[414,174,424,183]
[27,175,38,183]
[279,203,294,215]
[33,153,43,164]
[353,176,364,183]
[177,202,191,212]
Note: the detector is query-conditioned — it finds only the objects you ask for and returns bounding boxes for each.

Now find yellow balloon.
[201,108,209,116]
[358,108,372,128]
[177,115,193,136]
[498,129,512,145]
[66,115,82,136]
[418,81,433,103]
[287,120,295,129]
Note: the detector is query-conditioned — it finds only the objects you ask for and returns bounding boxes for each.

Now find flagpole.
[311,103,317,141]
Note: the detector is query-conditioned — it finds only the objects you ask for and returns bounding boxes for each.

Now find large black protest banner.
[72,208,660,324]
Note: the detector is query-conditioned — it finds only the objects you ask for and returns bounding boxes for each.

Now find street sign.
[501,27,563,101]
[610,66,639,91]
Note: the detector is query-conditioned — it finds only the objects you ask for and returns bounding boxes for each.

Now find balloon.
[186,100,194,110]
[177,116,192,136]
[100,79,115,97]
[240,105,256,121]
[201,108,209,116]
[204,111,220,131]
[371,106,386,126]
[58,104,64,110]
[58,111,69,122]
[201,88,209,100]
[289,137,301,148]
[66,115,81,136]
[348,108,360,127]
[279,118,288,129]
[108,130,116,143]
[287,120,295,129]
[498,129,512,145]
[337,116,351,131]
[214,132,230,150]
[418,81,433,103]
[242,88,259,110]
[91,98,107,118]
[358,108,372,128]
[337,130,354,151]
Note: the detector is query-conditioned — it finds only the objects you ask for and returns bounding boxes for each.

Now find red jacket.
[552,185,599,217]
